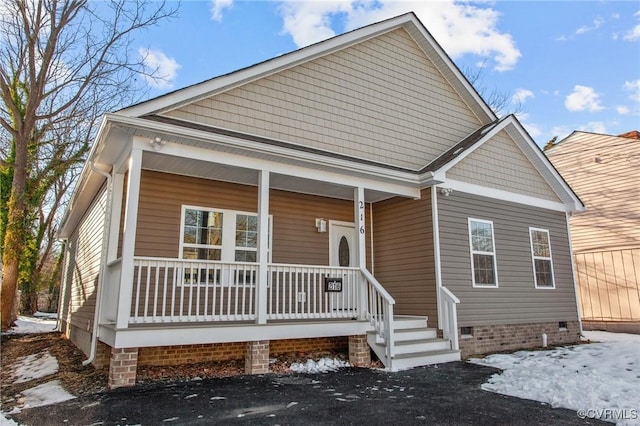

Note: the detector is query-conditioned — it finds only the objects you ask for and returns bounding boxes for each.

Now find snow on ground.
[469,331,640,425]
[3,313,57,335]
[1,313,75,422]
[289,358,350,373]
[10,380,76,413]
[13,351,59,383]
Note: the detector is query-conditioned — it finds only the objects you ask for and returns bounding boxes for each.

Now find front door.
[329,221,355,267]
[329,221,357,313]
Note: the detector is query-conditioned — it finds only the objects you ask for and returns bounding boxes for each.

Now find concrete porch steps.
[367,315,460,371]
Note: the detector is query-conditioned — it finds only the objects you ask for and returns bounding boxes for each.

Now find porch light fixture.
[149,136,166,150]
[315,218,327,233]
[439,188,453,197]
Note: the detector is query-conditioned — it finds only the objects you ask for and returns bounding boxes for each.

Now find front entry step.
[367,315,461,371]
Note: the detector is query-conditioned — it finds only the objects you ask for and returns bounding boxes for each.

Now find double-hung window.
[529,227,555,288]
[468,218,498,287]
[179,206,271,286]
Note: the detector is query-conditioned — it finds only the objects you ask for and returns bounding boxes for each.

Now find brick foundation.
[245,340,270,374]
[92,341,111,369]
[95,336,351,386]
[108,347,139,389]
[348,335,371,366]
[138,342,246,366]
[458,321,581,358]
[270,336,348,355]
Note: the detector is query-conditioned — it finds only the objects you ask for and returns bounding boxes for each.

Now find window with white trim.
[529,227,555,288]
[182,209,223,260]
[468,218,498,287]
[179,206,271,286]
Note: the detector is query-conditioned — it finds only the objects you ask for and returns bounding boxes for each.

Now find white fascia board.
[57,116,112,238]
[437,118,507,174]
[133,136,420,199]
[504,118,585,212]
[119,14,416,118]
[118,114,420,197]
[444,179,569,212]
[435,116,585,213]
[406,18,495,123]
[101,321,371,348]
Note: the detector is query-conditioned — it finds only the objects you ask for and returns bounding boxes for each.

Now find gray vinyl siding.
[62,186,107,355]
[164,28,481,170]
[372,189,437,321]
[437,191,578,326]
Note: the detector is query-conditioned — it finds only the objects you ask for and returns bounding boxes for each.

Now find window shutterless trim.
[529,227,556,289]
[468,218,499,288]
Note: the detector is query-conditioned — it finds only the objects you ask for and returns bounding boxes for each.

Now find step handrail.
[361,268,396,359]
[440,286,460,350]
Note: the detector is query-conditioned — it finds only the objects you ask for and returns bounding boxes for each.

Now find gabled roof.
[427,115,585,212]
[118,12,496,123]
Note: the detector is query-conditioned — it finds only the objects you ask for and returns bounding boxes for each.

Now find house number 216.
[359,201,365,234]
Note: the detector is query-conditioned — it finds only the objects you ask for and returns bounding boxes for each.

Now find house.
[57,13,585,389]
[546,131,640,334]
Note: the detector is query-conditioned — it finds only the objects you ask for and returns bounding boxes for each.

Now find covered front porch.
[87,121,460,384]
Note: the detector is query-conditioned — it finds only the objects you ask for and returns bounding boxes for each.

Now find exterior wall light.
[315,218,327,233]
[439,188,453,197]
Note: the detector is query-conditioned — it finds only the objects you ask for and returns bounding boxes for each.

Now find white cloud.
[623,11,640,41]
[578,121,607,134]
[139,48,180,89]
[575,17,604,35]
[617,105,630,115]
[624,79,640,102]
[565,85,603,112]
[522,122,542,138]
[276,1,521,71]
[211,0,233,22]
[550,125,573,141]
[511,88,534,105]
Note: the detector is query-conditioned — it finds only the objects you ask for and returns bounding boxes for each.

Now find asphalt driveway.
[7,362,606,425]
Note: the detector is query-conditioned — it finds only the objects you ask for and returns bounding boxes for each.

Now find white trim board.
[118,13,494,122]
[433,116,584,212]
[442,179,569,212]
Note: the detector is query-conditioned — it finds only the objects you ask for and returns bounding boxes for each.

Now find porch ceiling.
[142,150,403,202]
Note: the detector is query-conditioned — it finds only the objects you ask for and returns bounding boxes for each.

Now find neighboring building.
[57,13,584,389]
[547,131,640,333]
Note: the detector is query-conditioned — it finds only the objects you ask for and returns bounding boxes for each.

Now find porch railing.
[130,257,258,323]
[440,286,460,350]
[266,263,360,320]
[127,257,371,325]
[361,268,396,359]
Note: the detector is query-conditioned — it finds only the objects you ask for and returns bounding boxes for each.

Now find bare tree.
[462,60,525,118]
[0,0,177,330]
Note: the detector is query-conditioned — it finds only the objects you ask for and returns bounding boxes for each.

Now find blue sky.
[133,1,640,146]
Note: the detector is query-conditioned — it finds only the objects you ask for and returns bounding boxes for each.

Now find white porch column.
[354,187,367,320]
[115,148,143,329]
[107,173,125,263]
[431,186,443,328]
[256,170,270,324]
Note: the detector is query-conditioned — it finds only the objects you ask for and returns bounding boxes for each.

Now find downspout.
[565,211,584,336]
[82,163,113,366]
[55,238,68,333]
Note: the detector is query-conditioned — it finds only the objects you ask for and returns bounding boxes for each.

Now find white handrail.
[440,286,460,350]
[361,268,396,359]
